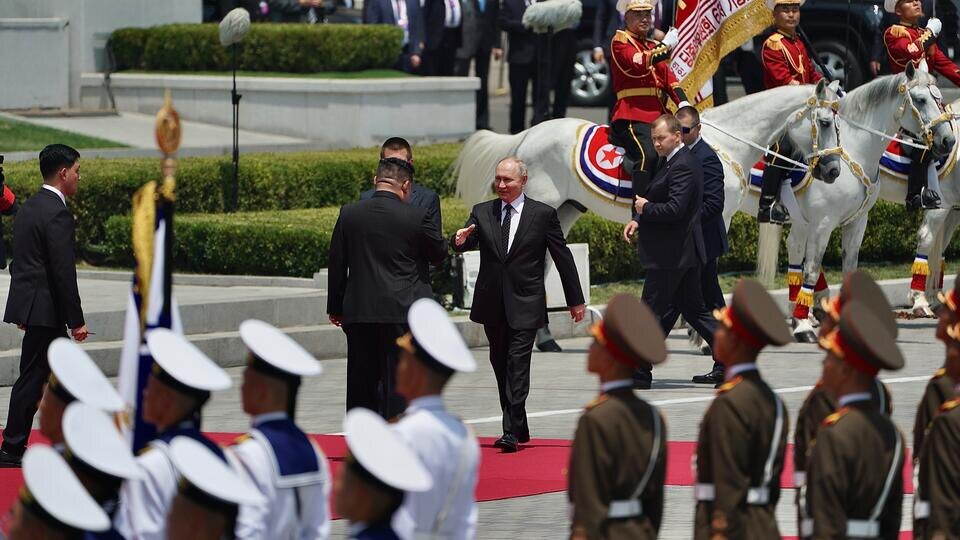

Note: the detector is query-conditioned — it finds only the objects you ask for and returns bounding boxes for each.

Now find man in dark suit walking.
[677,106,729,384]
[1,144,89,467]
[623,115,717,388]
[500,0,539,134]
[452,156,585,452]
[366,0,426,73]
[328,157,447,419]
[455,0,502,130]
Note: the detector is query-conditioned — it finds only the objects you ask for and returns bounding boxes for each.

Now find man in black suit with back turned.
[677,106,729,385]
[328,157,447,420]
[452,156,586,452]
[1,144,89,467]
[622,115,717,389]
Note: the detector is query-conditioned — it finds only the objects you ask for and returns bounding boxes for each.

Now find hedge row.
[108,24,402,73]
[1,144,461,250]
[97,199,954,286]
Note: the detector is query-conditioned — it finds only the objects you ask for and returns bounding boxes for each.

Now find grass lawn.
[589,262,916,306]
[119,69,413,79]
[0,118,126,153]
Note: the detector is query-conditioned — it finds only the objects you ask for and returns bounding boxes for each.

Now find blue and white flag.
[117,180,182,453]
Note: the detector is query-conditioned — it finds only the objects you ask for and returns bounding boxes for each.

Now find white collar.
[601,379,634,393]
[838,392,872,407]
[726,362,757,380]
[407,395,445,412]
[42,184,66,206]
[252,411,288,426]
[501,192,525,212]
[666,142,685,162]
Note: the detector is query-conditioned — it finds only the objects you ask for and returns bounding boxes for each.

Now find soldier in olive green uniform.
[794,270,896,538]
[913,274,960,539]
[806,301,905,538]
[913,274,960,462]
[568,293,668,540]
[693,279,792,539]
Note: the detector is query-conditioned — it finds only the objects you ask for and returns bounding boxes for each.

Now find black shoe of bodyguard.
[0,447,22,468]
[692,369,725,385]
[494,433,519,453]
[758,199,789,225]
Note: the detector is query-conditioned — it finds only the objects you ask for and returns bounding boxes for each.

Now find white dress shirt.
[42,184,66,206]
[500,193,525,254]
[391,395,480,540]
[665,142,686,163]
[227,412,332,540]
[444,0,462,28]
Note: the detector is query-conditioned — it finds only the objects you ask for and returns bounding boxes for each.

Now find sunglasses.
[680,124,700,135]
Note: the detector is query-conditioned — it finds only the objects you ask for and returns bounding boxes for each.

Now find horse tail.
[756,223,782,290]
[452,130,525,208]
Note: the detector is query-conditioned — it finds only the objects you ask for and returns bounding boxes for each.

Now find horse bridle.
[897,78,954,149]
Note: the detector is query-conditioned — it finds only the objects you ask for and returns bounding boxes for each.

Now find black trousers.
[423,28,460,76]
[701,257,725,312]
[904,140,934,199]
[484,324,537,440]
[532,29,578,123]
[344,322,407,420]
[455,46,493,129]
[508,62,537,134]
[760,132,796,202]
[2,326,66,455]
[641,266,718,370]
[610,119,658,195]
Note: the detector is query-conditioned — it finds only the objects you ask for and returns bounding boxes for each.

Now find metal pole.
[231,44,241,212]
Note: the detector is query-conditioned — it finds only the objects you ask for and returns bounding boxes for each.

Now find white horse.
[776,65,954,340]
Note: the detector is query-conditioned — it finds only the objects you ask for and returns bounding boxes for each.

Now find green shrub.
[111,24,402,73]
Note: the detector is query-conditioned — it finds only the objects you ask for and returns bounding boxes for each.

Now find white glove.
[927,17,942,37]
[662,27,680,49]
[677,100,692,109]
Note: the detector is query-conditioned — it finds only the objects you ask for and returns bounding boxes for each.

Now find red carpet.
[0,432,915,524]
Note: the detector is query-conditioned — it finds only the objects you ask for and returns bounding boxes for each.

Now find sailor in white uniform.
[391,298,481,540]
[226,319,332,540]
[7,445,110,538]
[116,329,233,540]
[38,337,125,448]
[337,408,433,539]
[61,401,144,539]
[166,437,266,540]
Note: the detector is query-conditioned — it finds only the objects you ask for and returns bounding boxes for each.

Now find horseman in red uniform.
[609,0,689,204]
[757,0,824,224]
[884,0,959,210]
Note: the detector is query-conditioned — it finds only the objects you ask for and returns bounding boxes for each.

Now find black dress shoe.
[536,339,563,352]
[494,433,519,453]
[692,369,725,385]
[921,187,943,209]
[0,448,23,468]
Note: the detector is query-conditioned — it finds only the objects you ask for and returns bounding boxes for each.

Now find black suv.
[570,0,960,106]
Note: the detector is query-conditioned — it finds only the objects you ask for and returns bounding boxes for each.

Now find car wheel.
[570,40,611,107]
[813,39,864,89]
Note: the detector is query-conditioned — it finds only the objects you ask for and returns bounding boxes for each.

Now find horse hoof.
[794,330,818,344]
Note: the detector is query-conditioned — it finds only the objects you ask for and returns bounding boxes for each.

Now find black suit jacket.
[3,188,84,329]
[592,0,621,53]
[327,191,447,324]
[423,0,463,51]
[360,184,442,281]
[459,0,501,57]
[499,0,536,65]
[452,196,584,330]
[366,0,426,55]
[689,138,728,260]
[634,147,706,270]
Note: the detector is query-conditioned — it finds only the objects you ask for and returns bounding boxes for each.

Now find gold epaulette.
[716,376,742,395]
[888,25,910,39]
[585,394,609,410]
[231,433,252,446]
[940,398,960,413]
[764,33,784,52]
[137,445,155,457]
[933,368,947,379]
[822,406,850,427]
[613,30,631,44]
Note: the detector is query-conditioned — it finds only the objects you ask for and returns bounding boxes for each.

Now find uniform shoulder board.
[613,30,631,44]
[940,397,960,413]
[933,368,946,379]
[716,376,742,395]
[231,433,252,446]
[585,394,609,410]
[764,33,783,51]
[822,407,850,427]
[888,25,910,39]
[137,445,155,457]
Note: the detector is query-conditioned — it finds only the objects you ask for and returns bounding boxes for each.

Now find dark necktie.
[501,204,512,254]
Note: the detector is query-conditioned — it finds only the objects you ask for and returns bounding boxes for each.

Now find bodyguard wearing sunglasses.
[677,106,729,385]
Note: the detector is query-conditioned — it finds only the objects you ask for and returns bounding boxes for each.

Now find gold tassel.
[796,288,814,307]
[912,257,930,276]
[787,270,803,286]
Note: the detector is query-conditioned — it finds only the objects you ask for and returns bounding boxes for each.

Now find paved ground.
[0,316,940,537]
